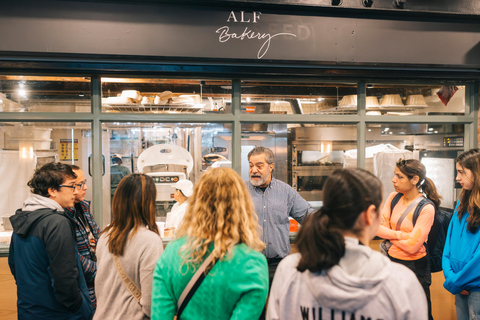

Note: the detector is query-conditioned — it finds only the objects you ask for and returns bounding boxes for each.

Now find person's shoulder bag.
[113,255,143,304]
[175,253,218,319]
[114,251,217,319]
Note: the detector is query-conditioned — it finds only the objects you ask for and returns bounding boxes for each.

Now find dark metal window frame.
[0,58,477,226]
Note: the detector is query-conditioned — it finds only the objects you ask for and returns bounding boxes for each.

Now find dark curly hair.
[27,162,77,197]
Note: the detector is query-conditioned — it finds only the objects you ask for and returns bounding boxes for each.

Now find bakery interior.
[0,75,472,320]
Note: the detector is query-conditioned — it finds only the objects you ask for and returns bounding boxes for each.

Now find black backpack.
[391,193,453,273]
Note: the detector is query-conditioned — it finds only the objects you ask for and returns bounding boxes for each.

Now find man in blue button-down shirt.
[246,146,315,287]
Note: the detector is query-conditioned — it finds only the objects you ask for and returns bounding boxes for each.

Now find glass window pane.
[241,123,357,207]
[103,122,232,225]
[101,78,231,114]
[0,76,91,113]
[0,122,92,252]
[365,84,465,116]
[240,81,357,115]
[366,123,463,210]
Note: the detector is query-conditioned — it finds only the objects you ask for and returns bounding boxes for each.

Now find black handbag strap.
[176,253,218,319]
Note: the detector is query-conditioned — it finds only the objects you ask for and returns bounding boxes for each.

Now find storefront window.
[0,76,91,112]
[240,81,357,114]
[101,78,231,114]
[0,77,474,243]
[102,122,232,224]
[366,123,463,210]
[364,84,465,116]
[0,122,92,251]
[240,123,357,207]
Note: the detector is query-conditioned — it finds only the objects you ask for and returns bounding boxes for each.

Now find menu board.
[60,139,78,161]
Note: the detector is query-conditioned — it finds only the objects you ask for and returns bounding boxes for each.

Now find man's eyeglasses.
[59,184,77,191]
[59,179,86,191]
[75,179,87,190]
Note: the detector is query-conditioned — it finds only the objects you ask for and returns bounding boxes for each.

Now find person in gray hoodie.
[8,162,94,320]
[267,168,427,320]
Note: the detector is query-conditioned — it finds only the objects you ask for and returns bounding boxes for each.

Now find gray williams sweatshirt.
[267,237,427,320]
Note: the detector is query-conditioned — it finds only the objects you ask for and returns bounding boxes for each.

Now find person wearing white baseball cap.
[165,180,194,235]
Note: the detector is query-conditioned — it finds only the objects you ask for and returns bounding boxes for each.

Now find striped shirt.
[247,178,315,259]
[65,200,101,309]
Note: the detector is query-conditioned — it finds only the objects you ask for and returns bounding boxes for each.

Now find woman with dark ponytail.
[377,159,441,320]
[443,148,480,320]
[267,168,427,320]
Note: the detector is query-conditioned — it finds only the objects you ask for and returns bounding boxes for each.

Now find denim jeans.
[455,291,480,320]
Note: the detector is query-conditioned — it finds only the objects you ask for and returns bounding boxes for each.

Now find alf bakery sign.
[215,11,302,59]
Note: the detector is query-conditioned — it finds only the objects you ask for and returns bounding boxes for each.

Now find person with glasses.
[8,162,94,320]
[376,159,441,320]
[65,165,101,310]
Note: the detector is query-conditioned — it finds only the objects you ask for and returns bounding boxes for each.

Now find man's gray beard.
[249,175,268,187]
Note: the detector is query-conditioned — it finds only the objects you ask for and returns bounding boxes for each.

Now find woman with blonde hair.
[151,167,268,320]
[94,174,163,320]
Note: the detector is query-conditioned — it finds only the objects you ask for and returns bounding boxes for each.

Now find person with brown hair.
[443,148,480,320]
[267,168,427,320]
[377,159,441,320]
[94,173,163,320]
[8,162,94,320]
[151,167,269,320]
[65,164,101,310]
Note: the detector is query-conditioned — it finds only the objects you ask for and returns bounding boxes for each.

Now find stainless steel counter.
[0,232,299,257]
[0,231,12,257]
[162,232,298,247]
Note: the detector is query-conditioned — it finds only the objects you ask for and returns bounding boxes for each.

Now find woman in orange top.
[377,159,441,320]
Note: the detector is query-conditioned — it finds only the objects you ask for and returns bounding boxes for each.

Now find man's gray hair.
[248,146,275,165]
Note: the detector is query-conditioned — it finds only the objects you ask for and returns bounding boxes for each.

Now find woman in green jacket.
[151,167,268,320]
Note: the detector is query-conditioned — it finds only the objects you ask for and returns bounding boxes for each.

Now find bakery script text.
[216,11,297,59]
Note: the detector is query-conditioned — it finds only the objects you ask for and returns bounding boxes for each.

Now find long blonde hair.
[176,167,264,268]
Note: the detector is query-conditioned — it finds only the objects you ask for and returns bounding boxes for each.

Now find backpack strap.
[390,193,423,230]
[411,198,436,258]
[412,198,435,227]
[388,193,403,229]
[395,196,424,230]
[390,193,403,214]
